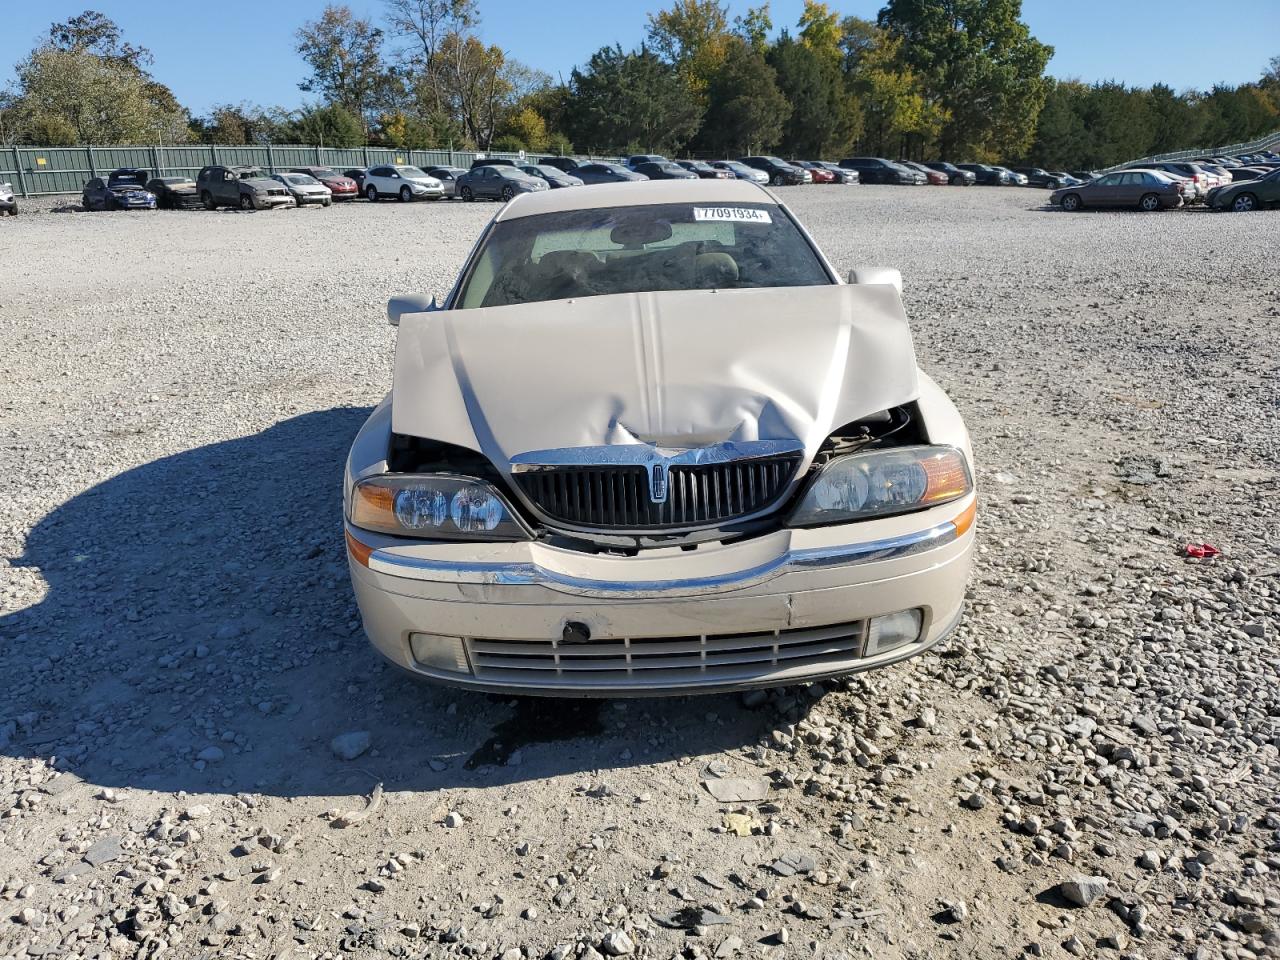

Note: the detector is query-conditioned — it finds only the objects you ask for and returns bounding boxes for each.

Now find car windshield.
[238,169,266,180]
[285,174,318,184]
[457,201,831,309]
[309,169,338,178]
[110,174,145,186]
[161,177,193,184]
[397,166,428,178]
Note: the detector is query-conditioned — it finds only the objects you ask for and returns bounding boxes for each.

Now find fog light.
[864,610,923,657]
[409,633,472,674]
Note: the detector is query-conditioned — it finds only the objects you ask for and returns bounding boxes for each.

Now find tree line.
[2,4,1278,170]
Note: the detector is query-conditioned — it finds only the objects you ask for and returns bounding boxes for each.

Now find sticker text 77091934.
[692,207,773,224]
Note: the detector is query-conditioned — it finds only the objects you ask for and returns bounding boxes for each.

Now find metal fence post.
[316,144,323,165]
[11,146,27,197]
[362,145,369,168]
[266,143,274,173]
[211,145,218,165]
[151,144,161,177]
[87,146,97,177]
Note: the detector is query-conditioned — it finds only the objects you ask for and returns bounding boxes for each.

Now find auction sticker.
[693,207,772,223]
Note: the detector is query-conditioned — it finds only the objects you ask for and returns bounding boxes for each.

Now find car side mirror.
[387,294,438,327]
[847,267,903,294]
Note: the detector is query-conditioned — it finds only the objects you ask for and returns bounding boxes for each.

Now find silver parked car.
[362,164,444,202]
[344,180,976,696]
[456,165,550,202]
[271,173,332,207]
[424,166,469,198]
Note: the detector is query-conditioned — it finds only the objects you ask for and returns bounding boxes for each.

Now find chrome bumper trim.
[365,520,959,599]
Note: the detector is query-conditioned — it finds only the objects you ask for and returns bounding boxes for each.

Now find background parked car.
[518,163,583,189]
[342,168,368,191]
[470,157,517,169]
[540,157,581,174]
[625,154,667,169]
[633,160,697,181]
[362,165,443,202]
[740,156,807,185]
[0,181,17,216]
[1228,166,1270,181]
[900,161,948,185]
[197,165,293,210]
[1127,161,1215,198]
[922,161,975,185]
[1068,170,1100,182]
[709,160,769,183]
[992,166,1028,185]
[675,160,731,179]
[572,162,648,185]
[83,168,157,210]
[286,166,358,200]
[272,172,332,207]
[793,160,836,183]
[1010,167,1068,188]
[839,157,921,184]
[955,163,1013,186]
[1051,169,1190,211]
[810,161,859,183]
[456,164,549,201]
[145,176,201,210]
[424,166,469,197]
[1206,167,1280,212]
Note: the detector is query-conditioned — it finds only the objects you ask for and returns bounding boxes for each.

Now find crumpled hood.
[391,284,920,469]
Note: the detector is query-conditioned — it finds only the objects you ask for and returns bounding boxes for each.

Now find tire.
[1060,193,1082,212]
[501,185,515,202]
[201,191,216,211]
[366,185,378,201]
[770,174,783,186]
[1138,193,1161,212]
[322,198,331,207]
[239,193,255,211]
[399,186,412,202]
[1231,193,1258,212]
[461,186,474,202]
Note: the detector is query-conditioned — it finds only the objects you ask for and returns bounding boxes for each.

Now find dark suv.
[738,156,806,186]
[196,165,294,210]
[922,162,976,185]
[838,157,921,185]
[955,163,1013,186]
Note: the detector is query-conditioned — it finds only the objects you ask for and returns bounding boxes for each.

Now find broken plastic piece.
[1184,543,1220,559]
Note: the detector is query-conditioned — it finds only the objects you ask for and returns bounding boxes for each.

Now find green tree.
[877,0,1052,158]
[646,0,732,97]
[288,102,366,147]
[296,5,393,133]
[848,28,941,157]
[1144,83,1201,156]
[381,0,479,115]
[695,36,790,155]
[768,32,860,158]
[733,4,773,53]
[47,9,152,69]
[563,45,703,154]
[798,1,842,65]
[9,47,189,144]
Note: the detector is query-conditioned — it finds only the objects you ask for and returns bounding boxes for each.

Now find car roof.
[495,178,775,221]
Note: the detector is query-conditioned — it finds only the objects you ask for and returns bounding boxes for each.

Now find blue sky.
[2,0,1277,115]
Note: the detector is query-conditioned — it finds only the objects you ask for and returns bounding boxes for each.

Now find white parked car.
[362,164,444,202]
[344,179,976,696]
[271,172,332,207]
[0,181,16,216]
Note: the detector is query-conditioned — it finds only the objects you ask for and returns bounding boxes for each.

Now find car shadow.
[0,407,796,800]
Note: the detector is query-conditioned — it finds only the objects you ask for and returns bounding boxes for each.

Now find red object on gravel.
[1184,543,1220,559]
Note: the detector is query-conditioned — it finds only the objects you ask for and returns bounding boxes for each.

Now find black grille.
[513,455,801,530]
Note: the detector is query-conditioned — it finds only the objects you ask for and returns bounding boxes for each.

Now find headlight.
[350,475,531,541]
[789,445,972,527]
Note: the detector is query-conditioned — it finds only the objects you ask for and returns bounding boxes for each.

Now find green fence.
[0,143,566,196]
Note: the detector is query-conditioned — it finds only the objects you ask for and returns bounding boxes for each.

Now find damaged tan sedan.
[344,179,976,695]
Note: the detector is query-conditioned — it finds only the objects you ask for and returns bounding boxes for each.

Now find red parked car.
[901,161,949,186]
[287,166,360,201]
[794,160,836,183]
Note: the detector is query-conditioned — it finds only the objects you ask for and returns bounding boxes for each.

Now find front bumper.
[347,498,975,696]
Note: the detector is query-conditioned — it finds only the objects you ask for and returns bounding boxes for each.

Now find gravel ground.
[0,186,1278,960]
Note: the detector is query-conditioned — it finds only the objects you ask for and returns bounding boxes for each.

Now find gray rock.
[1059,875,1108,907]
[330,731,371,761]
[600,929,635,955]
